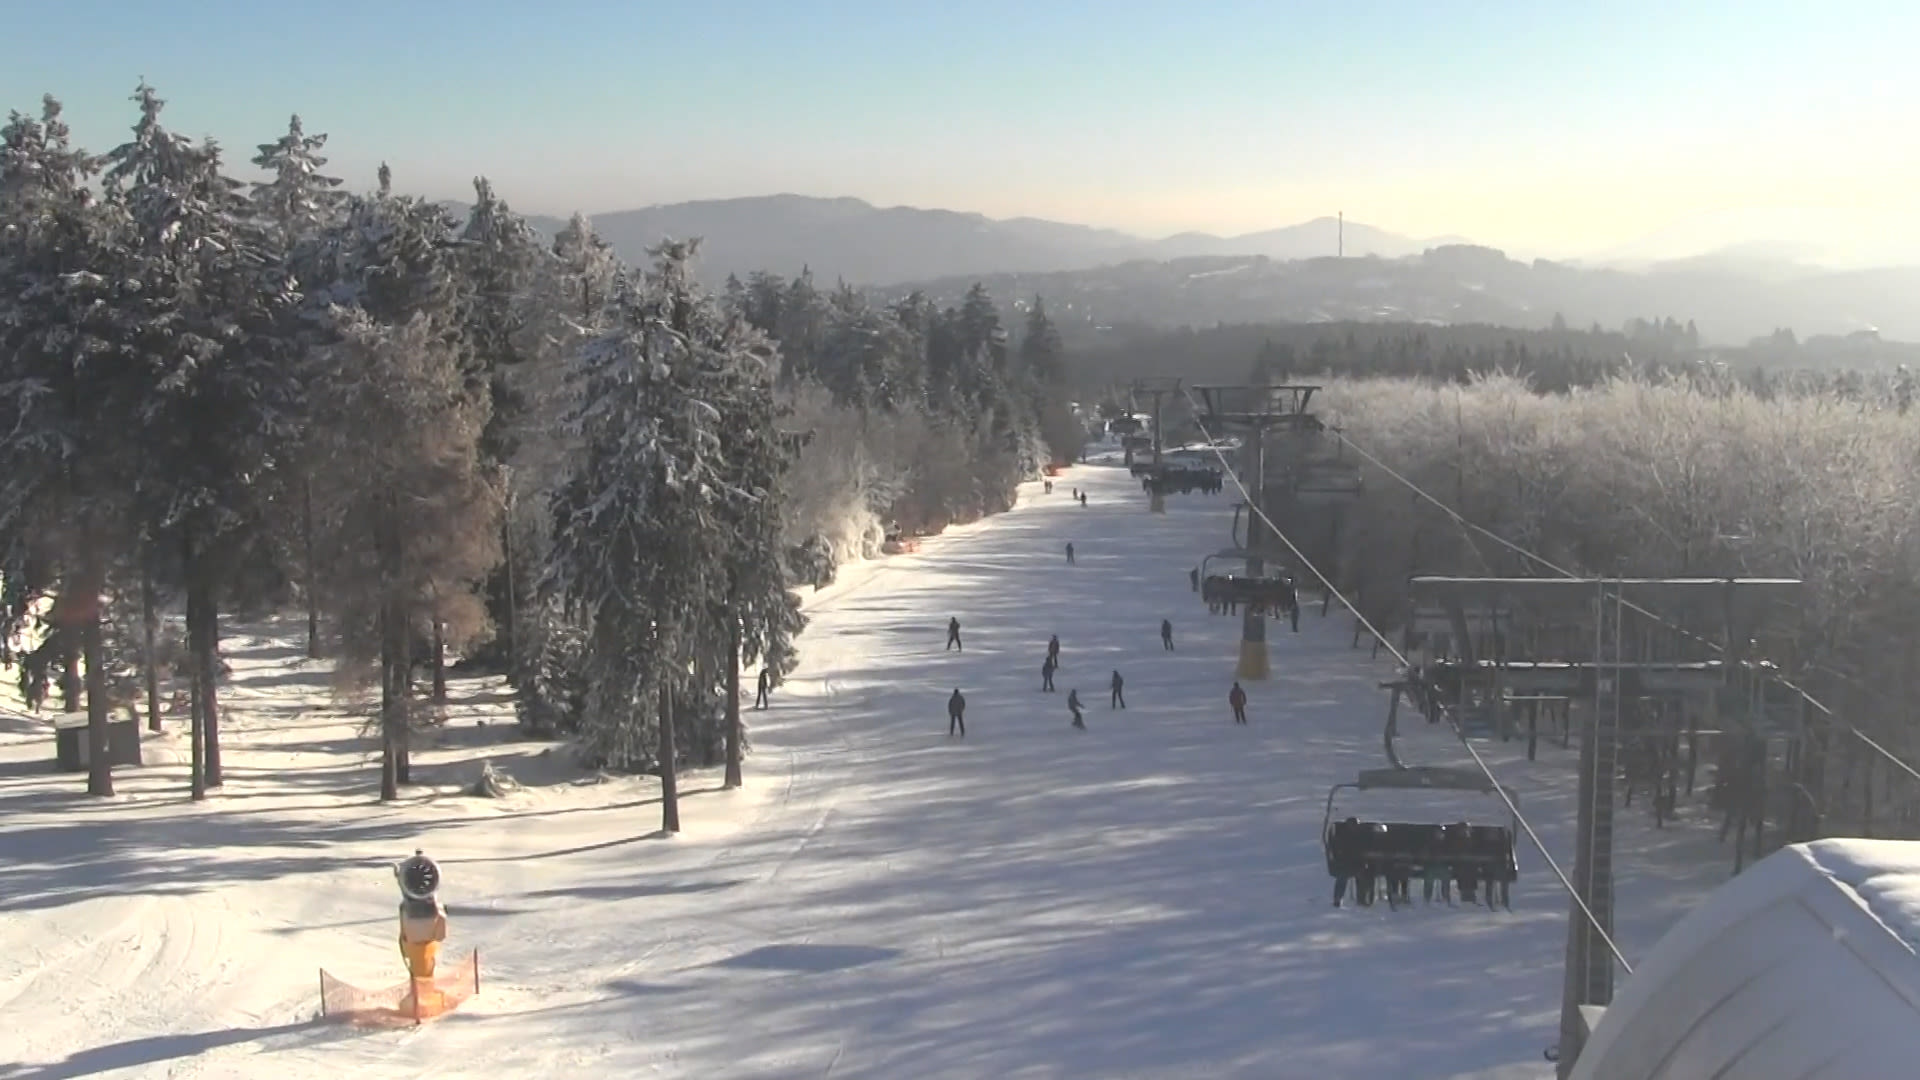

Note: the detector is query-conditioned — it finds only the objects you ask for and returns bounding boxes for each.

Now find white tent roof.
[1570,839,1920,1079]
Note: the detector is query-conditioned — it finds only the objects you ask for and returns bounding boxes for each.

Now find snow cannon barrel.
[395,850,448,982]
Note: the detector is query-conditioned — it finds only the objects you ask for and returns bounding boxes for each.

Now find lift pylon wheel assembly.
[1191,384,1328,677]
[1131,377,1182,514]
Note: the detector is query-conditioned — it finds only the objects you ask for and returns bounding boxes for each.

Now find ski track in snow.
[0,459,1735,1079]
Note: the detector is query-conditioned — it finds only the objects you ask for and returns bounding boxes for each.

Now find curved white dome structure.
[1570,839,1920,1079]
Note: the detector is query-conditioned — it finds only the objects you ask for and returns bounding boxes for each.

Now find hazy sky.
[9,0,1919,263]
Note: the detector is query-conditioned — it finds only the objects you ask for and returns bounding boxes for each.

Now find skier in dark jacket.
[1067,689,1085,729]
[946,617,962,652]
[755,667,772,710]
[1160,619,1174,651]
[1189,566,1200,592]
[1110,670,1125,709]
[1041,655,1057,692]
[1078,492,1087,507]
[1228,682,1248,724]
[947,689,966,737]
[1047,634,1061,668]
[1065,542,1075,565]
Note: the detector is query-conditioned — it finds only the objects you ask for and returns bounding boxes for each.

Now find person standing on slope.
[1067,688,1086,730]
[1109,670,1126,709]
[1160,619,1174,651]
[948,689,967,737]
[1047,634,1061,670]
[946,616,962,652]
[1041,654,1057,692]
[1078,492,1087,507]
[1228,681,1248,724]
[1065,542,1075,565]
[755,667,773,710]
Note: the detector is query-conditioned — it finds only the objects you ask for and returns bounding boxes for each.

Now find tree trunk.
[659,678,681,833]
[141,557,161,732]
[185,551,206,801]
[304,474,321,659]
[379,597,401,802]
[191,571,223,788]
[431,619,448,704]
[60,647,82,714]
[500,511,518,684]
[724,617,743,790]
[396,607,413,785]
[79,572,113,798]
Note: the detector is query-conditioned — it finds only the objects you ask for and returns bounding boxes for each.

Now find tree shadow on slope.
[0,1017,350,1079]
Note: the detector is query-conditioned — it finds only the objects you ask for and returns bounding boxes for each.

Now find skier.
[1043,479,1053,494]
[1065,542,1075,565]
[1047,634,1061,669]
[947,688,967,737]
[1109,670,1125,709]
[1078,492,1087,507]
[1160,618,1174,651]
[1189,566,1199,592]
[946,616,962,652]
[1067,688,1086,730]
[1329,817,1360,907]
[1041,654,1057,692]
[755,667,772,710]
[1228,681,1248,724]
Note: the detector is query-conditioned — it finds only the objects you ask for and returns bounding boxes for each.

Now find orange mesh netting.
[319,949,481,1026]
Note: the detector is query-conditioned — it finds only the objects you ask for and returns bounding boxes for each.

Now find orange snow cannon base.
[318,849,481,1026]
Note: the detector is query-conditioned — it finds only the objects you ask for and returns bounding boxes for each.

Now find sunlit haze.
[9,0,1919,265]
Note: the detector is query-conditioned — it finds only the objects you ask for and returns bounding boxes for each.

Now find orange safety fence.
[319,948,481,1027]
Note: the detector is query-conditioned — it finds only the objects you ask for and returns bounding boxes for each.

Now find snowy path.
[0,462,1731,1080]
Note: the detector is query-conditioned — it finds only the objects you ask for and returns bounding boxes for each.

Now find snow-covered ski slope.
[0,462,1733,1079]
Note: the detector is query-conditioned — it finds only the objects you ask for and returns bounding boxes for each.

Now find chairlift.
[1322,766,1520,909]
[1197,547,1299,624]
[1110,416,1144,436]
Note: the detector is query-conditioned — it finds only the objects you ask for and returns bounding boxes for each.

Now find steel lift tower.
[1132,377,1182,514]
[1193,384,1324,680]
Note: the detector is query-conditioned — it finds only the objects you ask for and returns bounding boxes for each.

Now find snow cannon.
[395,850,447,980]
[316,849,481,1026]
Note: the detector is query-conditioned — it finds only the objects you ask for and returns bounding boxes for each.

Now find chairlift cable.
[1181,387,1632,973]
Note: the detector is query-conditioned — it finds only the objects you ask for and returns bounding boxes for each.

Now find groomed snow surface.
[1,458,1735,1080]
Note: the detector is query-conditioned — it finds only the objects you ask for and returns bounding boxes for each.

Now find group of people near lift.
[1325,817,1517,911]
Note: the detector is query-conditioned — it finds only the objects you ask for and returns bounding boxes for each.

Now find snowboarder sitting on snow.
[1041,655,1057,692]
[1228,681,1248,724]
[1067,689,1085,730]
[946,616,962,652]
[1065,542,1075,565]
[948,689,967,737]
[755,667,772,710]
[1160,618,1174,651]
[1110,670,1125,709]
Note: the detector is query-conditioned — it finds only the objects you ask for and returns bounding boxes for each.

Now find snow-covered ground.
[0,462,1732,1079]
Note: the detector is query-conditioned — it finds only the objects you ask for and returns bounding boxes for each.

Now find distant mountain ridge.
[506,194,1446,286]
[469,193,1919,347]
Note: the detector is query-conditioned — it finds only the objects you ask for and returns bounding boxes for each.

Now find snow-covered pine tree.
[305,170,492,797]
[546,240,766,831]
[455,177,543,678]
[315,307,500,801]
[103,82,301,796]
[0,96,139,796]
[249,114,347,659]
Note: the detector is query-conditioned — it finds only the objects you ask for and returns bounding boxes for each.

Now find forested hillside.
[0,86,1079,809]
